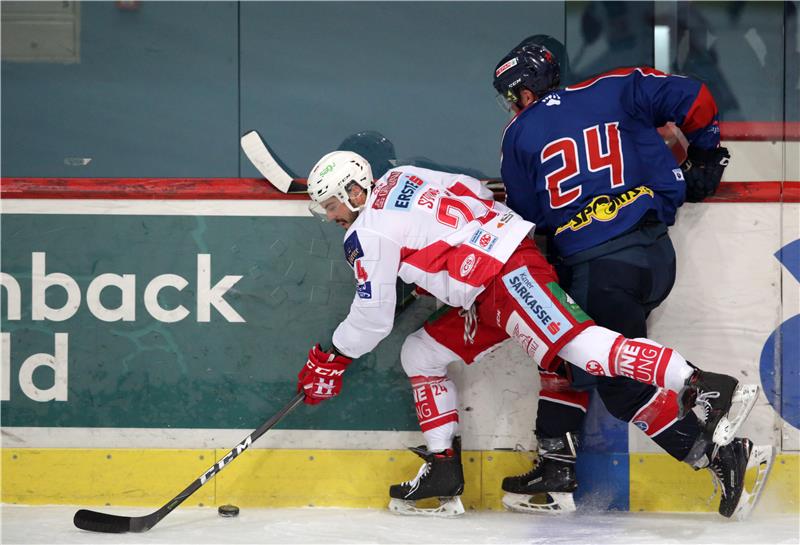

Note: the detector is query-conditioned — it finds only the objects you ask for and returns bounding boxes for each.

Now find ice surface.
[2,505,798,544]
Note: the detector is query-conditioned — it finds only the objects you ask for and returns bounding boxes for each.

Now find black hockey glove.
[681,145,731,203]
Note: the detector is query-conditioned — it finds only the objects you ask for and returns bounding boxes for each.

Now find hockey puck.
[218,504,239,517]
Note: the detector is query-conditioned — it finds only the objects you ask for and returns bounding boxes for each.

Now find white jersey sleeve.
[331,227,401,358]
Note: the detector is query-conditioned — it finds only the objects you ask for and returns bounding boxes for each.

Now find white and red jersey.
[332,165,534,358]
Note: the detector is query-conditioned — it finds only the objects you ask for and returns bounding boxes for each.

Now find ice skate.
[501,433,578,514]
[388,436,465,517]
[707,438,774,521]
[678,369,758,446]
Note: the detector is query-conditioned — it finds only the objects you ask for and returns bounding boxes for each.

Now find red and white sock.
[410,375,459,452]
[558,326,694,392]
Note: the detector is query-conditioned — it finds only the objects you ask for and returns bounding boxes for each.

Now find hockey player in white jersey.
[296,150,760,517]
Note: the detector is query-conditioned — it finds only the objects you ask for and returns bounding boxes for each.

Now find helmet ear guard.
[307,150,373,215]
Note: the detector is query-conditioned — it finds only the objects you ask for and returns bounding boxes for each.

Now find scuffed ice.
[2,505,798,544]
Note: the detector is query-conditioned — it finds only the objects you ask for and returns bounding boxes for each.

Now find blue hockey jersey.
[500,67,721,257]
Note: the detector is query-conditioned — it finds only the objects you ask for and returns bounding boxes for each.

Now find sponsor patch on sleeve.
[387,174,425,212]
[343,231,365,268]
[546,282,592,324]
[356,281,372,299]
[502,267,591,342]
[467,228,498,252]
[372,171,401,209]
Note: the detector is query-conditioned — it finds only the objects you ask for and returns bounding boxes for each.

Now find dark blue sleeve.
[625,67,721,150]
[500,123,546,228]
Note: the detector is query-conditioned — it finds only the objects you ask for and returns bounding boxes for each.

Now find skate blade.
[712,384,759,446]
[501,492,576,514]
[732,444,774,521]
[388,496,465,517]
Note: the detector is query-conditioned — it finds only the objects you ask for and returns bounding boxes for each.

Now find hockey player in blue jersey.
[491,37,771,520]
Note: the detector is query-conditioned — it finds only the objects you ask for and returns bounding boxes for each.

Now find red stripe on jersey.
[566,67,668,91]
[447,244,504,287]
[448,182,495,208]
[680,83,718,134]
[401,240,452,271]
[401,241,504,288]
[454,246,503,287]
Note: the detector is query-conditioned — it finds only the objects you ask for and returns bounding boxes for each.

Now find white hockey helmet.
[307,150,373,215]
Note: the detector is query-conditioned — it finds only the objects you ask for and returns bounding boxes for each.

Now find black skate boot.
[388,436,465,517]
[706,438,774,520]
[678,369,758,447]
[501,432,578,514]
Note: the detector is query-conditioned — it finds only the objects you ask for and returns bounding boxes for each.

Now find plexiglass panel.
[239,1,565,180]
[1,1,239,177]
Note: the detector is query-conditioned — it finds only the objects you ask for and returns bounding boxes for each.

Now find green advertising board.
[1,212,435,431]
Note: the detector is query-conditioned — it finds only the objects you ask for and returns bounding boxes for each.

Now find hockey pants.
[541,221,704,463]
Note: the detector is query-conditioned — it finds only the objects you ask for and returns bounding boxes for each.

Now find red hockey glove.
[297,344,353,405]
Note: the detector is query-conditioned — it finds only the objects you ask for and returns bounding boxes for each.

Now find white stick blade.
[241,131,294,193]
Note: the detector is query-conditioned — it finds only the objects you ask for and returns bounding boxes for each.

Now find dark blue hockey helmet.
[492,42,560,107]
[514,34,570,84]
[337,130,397,179]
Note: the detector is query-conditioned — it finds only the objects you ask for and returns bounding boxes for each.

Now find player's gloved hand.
[681,145,730,202]
[297,344,352,405]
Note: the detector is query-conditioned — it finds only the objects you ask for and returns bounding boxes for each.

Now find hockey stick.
[73,391,305,533]
[240,130,508,200]
[241,130,307,194]
[73,291,420,534]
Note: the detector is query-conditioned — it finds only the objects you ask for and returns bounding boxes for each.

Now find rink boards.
[1,139,799,513]
[2,447,798,513]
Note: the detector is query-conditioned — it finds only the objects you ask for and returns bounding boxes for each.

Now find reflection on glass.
[666,2,792,122]
[565,1,654,84]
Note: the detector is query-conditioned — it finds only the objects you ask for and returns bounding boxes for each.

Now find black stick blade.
[73,509,134,533]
